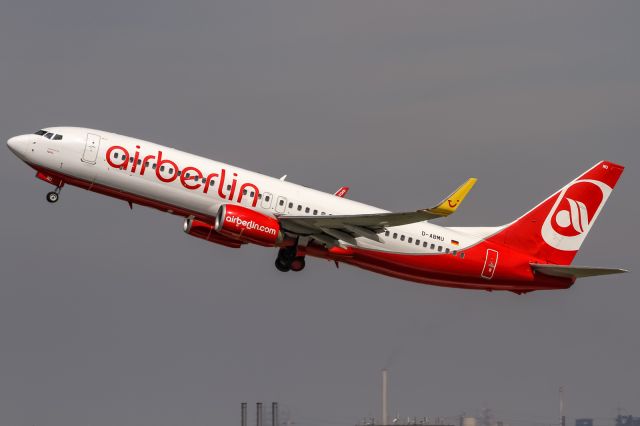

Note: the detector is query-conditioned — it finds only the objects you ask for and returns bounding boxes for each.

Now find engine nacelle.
[183,217,244,248]
[215,204,283,247]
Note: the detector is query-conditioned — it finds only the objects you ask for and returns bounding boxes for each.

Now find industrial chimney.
[241,403,247,426]
[382,369,389,426]
[272,402,279,426]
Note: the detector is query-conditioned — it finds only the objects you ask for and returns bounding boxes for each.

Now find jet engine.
[215,204,284,247]
[183,217,244,248]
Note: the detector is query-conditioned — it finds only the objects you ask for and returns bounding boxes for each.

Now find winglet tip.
[429,177,477,216]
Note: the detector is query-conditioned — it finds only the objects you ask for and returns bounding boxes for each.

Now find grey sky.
[1,1,639,426]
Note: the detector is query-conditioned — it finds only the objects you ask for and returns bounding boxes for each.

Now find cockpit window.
[34,130,47,135]
[53,134,63,140]
[44,132,54,139]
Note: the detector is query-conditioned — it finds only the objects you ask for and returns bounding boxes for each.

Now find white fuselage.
[9,127,485,255]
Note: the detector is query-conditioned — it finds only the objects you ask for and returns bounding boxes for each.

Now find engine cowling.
[183,217,244,248]
[215,204,283,247]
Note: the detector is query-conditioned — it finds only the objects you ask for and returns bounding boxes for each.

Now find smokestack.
[257,402,263,426]
[382,369,389,426]
[241,403,247,426]
[272,402,279,426]
[559,387,566,426]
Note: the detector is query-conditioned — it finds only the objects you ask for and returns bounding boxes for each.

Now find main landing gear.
[275,246,306,272]
[46,186,62,203]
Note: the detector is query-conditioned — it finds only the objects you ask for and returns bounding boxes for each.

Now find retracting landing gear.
[275,246,306,272]
[46,186,62,203]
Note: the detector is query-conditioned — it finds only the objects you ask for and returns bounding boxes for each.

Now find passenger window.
[408,237,413,243]
[445,248,450,254]
[297,205,302,211]
[145,161,149,167]
[452,250,457,256]
[279,199,284,206]
[169,168,174,174]
[227,185,231,190]
[460,252,465,259]
[423,242,428,247]
[415,240,420,246]
[250,192,255,197]
[243,189,248,195]
[438,246,442,252]
[393,233,398,239]
[288,202,293,208]
[152,164,157,169]
[258,194,262,199]
[400,235,405,241]
[321,212,326,215]
[193,176,198,182]
[305,207,310,213]
[430,244,435,250]
[130,157,134,163]
[185,173,191,178]
[265,195,270,202]
[313,209,318,215]
[385,231,390,237]
[138,159,142,166]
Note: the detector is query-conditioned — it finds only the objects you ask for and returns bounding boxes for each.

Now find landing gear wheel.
[290,257,306,272]
[46,191,59,203]
[275,258,291,272]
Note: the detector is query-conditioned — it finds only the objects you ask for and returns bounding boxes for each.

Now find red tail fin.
[493,161,624,265]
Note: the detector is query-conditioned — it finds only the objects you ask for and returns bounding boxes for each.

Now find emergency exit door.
[82,133,101,164]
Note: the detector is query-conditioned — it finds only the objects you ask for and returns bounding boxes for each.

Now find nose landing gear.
[46,192,59,203]
[46,186,62,203]
[275,246,306,272]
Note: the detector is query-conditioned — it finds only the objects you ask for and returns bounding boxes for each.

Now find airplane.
[7,127,628,293]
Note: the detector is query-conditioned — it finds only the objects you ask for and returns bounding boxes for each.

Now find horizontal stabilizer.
[530,263,628,279]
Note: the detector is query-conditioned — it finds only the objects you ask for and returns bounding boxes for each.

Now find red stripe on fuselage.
[32,164,572,292]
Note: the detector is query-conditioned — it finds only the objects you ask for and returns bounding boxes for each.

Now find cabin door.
[481,249,499,280]
[82,133,101,164]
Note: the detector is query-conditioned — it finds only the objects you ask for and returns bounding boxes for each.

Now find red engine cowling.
[183,217,244,248]
[215,204,283,247]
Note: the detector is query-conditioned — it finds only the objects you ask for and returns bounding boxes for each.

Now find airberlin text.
[225,215,277,236]
[106,145,260,207]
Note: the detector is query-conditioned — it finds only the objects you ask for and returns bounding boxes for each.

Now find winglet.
[334,186,350,198]
[425,178,477,217]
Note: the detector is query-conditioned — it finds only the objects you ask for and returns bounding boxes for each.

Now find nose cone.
[7,134,29,159]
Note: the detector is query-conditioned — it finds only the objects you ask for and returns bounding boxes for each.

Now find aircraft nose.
[7,136,20,152]
[7,134,30,159]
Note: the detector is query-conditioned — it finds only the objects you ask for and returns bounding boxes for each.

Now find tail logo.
[541,179,611,251]
[554,198,590,233]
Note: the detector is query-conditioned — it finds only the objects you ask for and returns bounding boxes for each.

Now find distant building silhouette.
[616,415,640,426]
[575,419,593,426]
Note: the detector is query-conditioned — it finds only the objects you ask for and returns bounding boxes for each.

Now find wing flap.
[530,263,628,279]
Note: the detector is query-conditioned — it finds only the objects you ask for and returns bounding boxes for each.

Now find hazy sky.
[1,1,639,426]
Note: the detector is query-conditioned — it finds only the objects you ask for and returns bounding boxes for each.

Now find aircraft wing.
[279,178,476,245]
[530,264,628,279]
